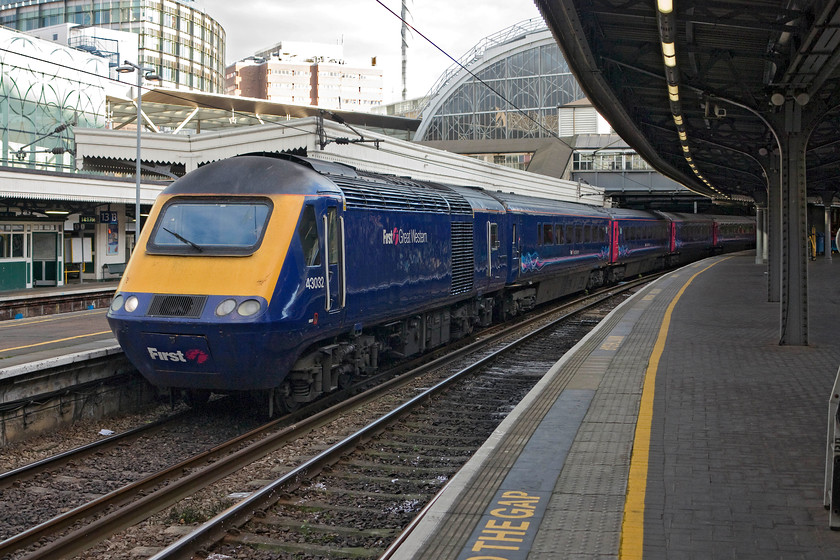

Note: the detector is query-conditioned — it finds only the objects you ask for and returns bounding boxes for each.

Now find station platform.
[391,253,840,559]
[0,282,118,392]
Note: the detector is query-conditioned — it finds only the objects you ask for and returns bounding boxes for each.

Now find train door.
[486,220,502,281]
[323,205,346,314]
[610,220,621,263]
[510,219,521,280]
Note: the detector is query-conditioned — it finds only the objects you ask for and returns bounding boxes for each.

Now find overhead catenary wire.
[0,46,328,140]
[0,46,519,188]
[1,10,578,178]
[373,0,572,149]
[0,46,539,192]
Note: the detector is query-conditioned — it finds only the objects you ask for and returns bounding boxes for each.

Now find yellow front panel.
[118,194,305,303]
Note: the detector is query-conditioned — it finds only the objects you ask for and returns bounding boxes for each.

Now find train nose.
[139,333,217,372]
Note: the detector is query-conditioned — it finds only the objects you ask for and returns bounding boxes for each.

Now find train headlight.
[110,294,124,312]
[215,298,237,317]
[237,299,261,317]
[124,295,140,313]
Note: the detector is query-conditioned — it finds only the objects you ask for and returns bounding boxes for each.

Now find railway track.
[201,323,587,560]
[0,277,651,560]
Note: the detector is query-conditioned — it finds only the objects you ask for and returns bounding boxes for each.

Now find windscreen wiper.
[163,227,203,252]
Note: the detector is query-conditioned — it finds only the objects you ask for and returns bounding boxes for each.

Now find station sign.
[99,211,119,223]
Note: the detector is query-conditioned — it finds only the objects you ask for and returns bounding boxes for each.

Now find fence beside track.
[0,286,118,321]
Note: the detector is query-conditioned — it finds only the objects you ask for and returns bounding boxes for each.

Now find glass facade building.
[0,0,225,92]
[1,29,108,171]
[414,20,584,144]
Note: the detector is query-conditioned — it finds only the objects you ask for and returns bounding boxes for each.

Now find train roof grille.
[332,174,473,215]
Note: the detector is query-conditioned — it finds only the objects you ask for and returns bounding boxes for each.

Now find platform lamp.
[115,60,160,235]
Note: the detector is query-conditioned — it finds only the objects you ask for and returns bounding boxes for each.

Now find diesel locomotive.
[106,154,755,412]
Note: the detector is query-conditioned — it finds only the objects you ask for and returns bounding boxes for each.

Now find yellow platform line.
[0,309,107,330]
[0,330,113,354]
[619,257,730,558]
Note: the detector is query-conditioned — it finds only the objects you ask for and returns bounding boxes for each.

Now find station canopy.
[107,88,420,140]
[536,0,840,202]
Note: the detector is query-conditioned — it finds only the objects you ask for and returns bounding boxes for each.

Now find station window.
[0,232,24,259]
[298,205,321,266]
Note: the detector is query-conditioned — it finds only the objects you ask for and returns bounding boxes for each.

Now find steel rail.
[149,279,650,560]
[5,276,653,559]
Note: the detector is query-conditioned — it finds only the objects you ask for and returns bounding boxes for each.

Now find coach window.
[555,224,564,244]
[537,222,543,245]
[584,225,592,243]
[543,223,554,245]
[489,222,499,250]
[565,225,573,244]
[575,225,583,244]
[298,205,321,266]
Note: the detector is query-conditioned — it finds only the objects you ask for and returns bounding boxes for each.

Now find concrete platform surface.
[390,253,840,559]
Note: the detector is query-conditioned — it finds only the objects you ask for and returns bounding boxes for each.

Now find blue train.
[106,154,755,411]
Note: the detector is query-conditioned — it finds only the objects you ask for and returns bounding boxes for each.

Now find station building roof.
[108,88,421,141]
[1,116,605,218]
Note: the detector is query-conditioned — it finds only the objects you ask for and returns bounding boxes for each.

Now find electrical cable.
[373,0,572,148]
[0,46,331,140]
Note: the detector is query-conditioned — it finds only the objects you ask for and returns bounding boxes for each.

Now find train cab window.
[542,223,554,245]
[148,198,272,255]
[298,205,321,266]
[555,224,564,244]
[327,207,340,265]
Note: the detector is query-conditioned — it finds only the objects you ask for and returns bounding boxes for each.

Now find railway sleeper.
[330,471,451,486]
[221,532,382,558]
[253,513,399,538]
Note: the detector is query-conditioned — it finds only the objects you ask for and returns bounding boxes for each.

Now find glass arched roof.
[414,19,584,143]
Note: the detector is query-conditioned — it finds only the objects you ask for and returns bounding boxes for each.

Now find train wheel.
[183,389,211,408]
[273,381,300,414]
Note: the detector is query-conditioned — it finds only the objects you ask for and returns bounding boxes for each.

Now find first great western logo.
[382,227,428,245]
[147,347,209,364]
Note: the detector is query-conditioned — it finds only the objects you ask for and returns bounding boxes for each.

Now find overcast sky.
[196,0,542,103]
